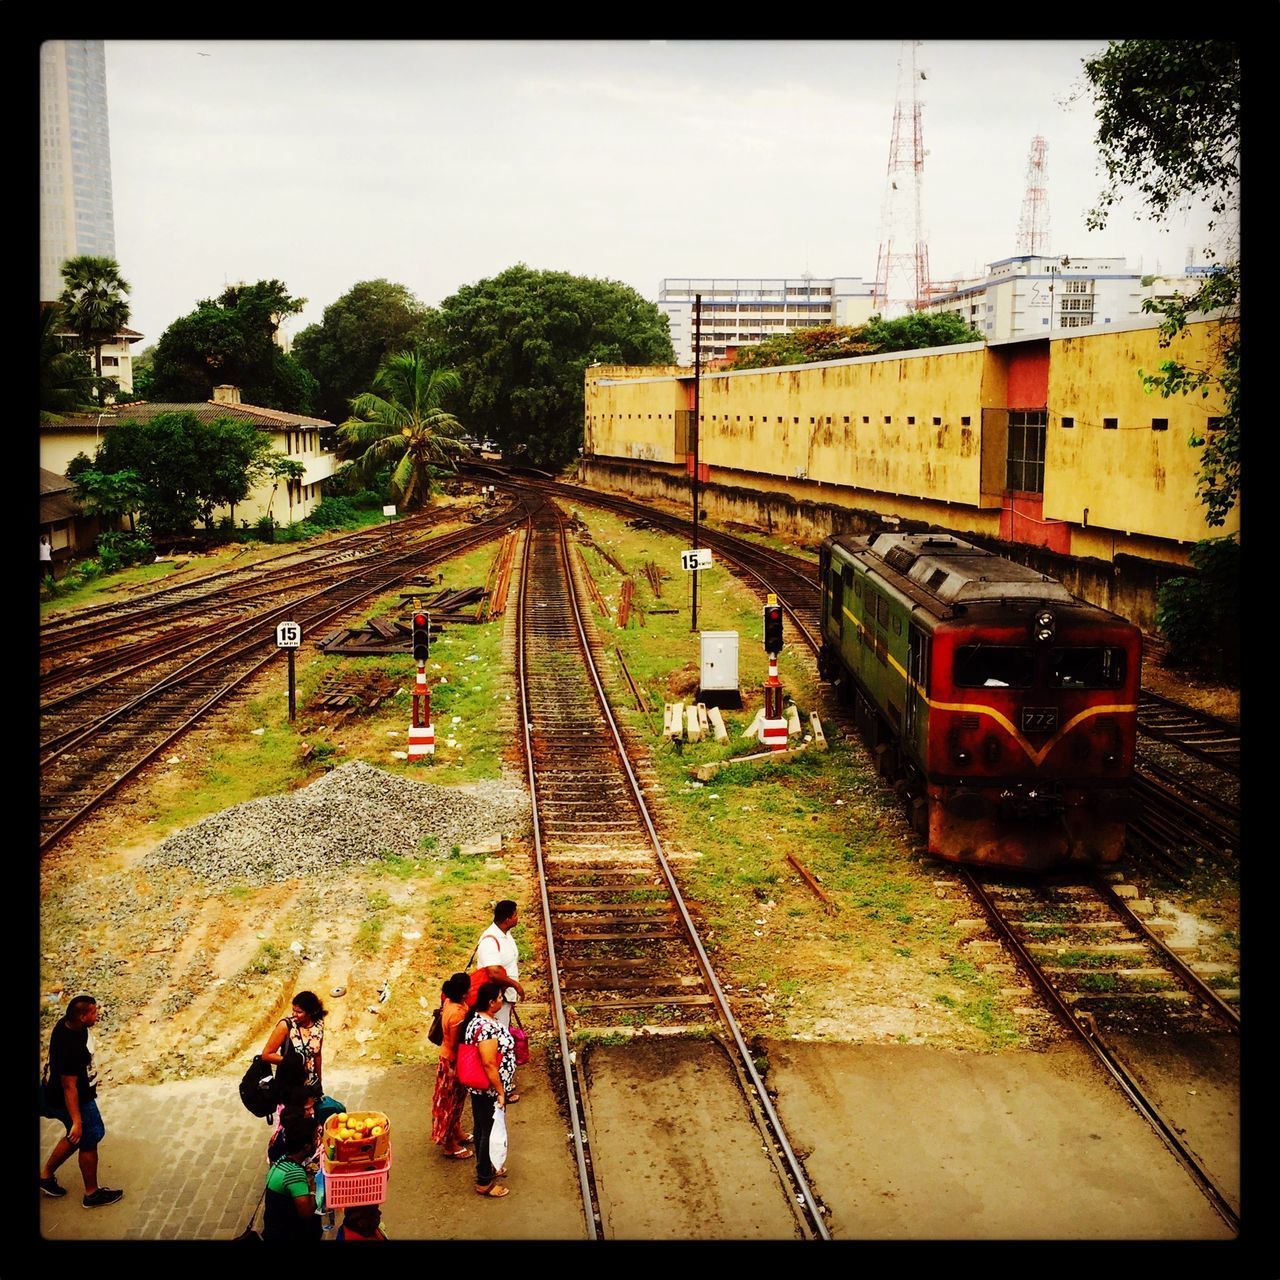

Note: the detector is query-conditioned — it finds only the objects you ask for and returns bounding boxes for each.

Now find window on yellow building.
[1005,410,1048,493]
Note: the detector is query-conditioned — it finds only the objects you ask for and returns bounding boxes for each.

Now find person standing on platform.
[474,900,523,1101]
[39,534,52,585]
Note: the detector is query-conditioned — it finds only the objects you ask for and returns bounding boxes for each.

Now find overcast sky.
[101,39,1231,348]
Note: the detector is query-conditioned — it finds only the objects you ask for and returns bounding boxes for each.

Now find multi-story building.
[45,308,144,398]
[923,255,1143,342]
[40,39,117,300]
[658,276,876,364]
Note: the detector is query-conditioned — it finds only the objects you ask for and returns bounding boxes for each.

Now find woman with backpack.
[260,991,344,1124]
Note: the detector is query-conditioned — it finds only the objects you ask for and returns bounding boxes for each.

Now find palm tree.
[39,303,101,422]
[339,350,467,509]
[57,255,131,401]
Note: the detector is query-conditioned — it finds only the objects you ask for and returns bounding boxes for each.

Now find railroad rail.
[39,511,519,853]
[515,492,828,1240]
[1137,690,1240,776]
[39,507,461,686]
[496,470,1240,1234]
[962,869,1239,1230]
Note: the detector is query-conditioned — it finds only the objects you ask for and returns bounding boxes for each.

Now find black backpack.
[238,1055,277,1119]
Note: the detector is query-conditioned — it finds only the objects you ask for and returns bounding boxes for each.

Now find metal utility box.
[699,631,739,692]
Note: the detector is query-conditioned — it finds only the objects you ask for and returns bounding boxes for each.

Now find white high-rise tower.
[40,39,117,299]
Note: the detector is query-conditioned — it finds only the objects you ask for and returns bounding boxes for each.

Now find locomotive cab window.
[1048,647,1127,688]
[954,645,1034,688]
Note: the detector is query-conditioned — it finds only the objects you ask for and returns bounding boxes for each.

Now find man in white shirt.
[475,900,523,1028]
[474,899,527,1101]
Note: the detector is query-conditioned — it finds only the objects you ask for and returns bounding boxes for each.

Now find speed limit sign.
[275,621,302,649]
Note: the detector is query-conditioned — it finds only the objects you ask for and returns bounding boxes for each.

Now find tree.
[148,280,319,413]
[292,280,429,426]
[130,344,157,400]
[1082,40,1240,231]
[339,350,468,509]
[262,455,306,524]
[1083,40,1240,527]
[57,256,131,401]
[39,304,105,422]
[438,265,674,468]
[727,312,983,370]
[69,466,147,534]
[91,413,280,535]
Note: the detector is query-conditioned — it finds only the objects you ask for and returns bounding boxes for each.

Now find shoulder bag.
[456,1040,493,1090]
[511,1006,530,1067]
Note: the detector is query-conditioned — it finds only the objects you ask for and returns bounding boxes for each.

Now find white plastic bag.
[489,1103,508,1170]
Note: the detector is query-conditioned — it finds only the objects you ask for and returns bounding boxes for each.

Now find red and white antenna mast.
[873,40,930,317]
[1016,135,1050,256]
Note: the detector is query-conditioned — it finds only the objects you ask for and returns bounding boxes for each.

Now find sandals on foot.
[475,1182,510,1198]
[505,1091,521,1104]
[445,1146,473,1159]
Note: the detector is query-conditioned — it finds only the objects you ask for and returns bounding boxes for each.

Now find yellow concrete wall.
[585,364,690,462]
[590,345,990,502]
[1044,320,1237,542]
[585,319,1236,551]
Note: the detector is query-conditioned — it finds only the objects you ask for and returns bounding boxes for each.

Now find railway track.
[481,470,1240,868]
[40,508,460,687]
[963,869,1239,1229]
[1137,690,1240,776]
[499,471,1240,1233]
[39,511,519,853]
[515,493,828,1239]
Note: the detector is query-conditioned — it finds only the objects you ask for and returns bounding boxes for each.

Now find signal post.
[760,597,787,751]
[408,608,434,760]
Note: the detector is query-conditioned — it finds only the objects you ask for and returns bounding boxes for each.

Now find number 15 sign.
[681,548,713,572]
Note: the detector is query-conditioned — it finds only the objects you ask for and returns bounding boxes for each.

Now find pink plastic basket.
[320,1148,392,1209]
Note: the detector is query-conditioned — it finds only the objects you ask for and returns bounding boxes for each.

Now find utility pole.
[691,293,701,632]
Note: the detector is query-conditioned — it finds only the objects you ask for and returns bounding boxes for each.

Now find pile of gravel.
[148,761,531,885]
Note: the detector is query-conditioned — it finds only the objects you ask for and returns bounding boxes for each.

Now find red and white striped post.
[760,654,788,751]
[408,661,434,759]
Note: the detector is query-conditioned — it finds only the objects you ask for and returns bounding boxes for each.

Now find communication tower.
[1016,136,1051,256]
[872,40,931,317]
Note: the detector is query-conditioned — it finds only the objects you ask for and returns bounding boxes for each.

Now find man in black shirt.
[39,994,124,1208]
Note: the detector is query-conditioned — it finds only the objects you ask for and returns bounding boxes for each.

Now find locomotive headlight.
[1032,609,1056,644]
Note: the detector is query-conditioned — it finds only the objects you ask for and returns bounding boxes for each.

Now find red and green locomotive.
[818,532,1141,870]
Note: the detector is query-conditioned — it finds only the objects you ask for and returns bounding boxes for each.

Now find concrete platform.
[31,1039,1240,1248]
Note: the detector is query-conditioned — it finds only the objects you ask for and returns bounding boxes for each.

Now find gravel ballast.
[149,761,532,884]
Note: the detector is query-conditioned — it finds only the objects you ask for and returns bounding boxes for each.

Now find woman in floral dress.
[460,979,515,1197]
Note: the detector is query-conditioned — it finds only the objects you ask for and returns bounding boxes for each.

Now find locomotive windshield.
[954,644,1127,689]
[953,645,1034,688]
[1047,647,1127,689]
